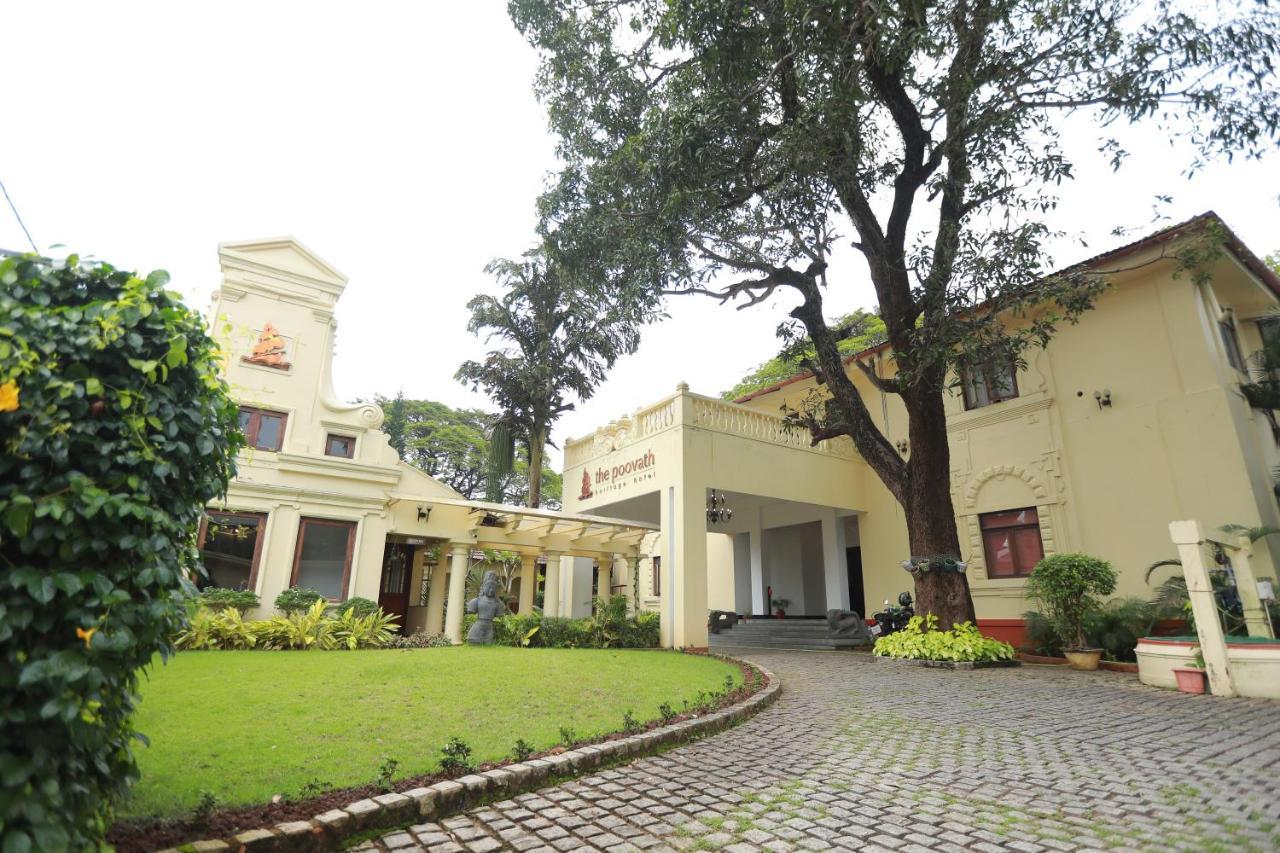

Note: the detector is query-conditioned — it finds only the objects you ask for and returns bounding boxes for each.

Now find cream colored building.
[563,213,1280,649]
[201,238,653,642]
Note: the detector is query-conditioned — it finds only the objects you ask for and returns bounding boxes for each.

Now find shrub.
[199,587,260,613]
[439,736,474,777]
[873,615,1016,662]
[330,607,399,650]
[274,586,325,615]
[334,596,380,619]
[0,254,242,848]
[1024,597,1156,661]
[391,630,454,648]
[1026,553,1118,650]
[490,608,660,649]
[511,738,535,762]
[257,599,335,650]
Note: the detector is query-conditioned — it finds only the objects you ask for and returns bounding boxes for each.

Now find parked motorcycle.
[870,591,915,638]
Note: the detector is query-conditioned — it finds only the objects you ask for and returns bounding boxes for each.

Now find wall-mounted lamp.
[417,505,432,523]
[1093,389,1112,410]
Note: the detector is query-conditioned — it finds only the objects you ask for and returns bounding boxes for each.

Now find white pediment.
[218,237,348,289]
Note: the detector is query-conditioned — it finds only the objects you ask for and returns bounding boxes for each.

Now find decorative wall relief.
[242,323,292,370]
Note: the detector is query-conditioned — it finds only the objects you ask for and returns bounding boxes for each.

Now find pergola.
[390,495,656,644]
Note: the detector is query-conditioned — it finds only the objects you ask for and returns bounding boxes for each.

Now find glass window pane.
[1012,526,1044,573]
[964,368,990,409]
[991,362,1016,399]
[202,514,261,590]
[238,409,252,433]
[326,435,352,457]
[983,531,1015,577]
[256,414,283,450]
[295,521,352,599]
[981,508,1038,530]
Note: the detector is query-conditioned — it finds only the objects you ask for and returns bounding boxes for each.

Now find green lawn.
[124,647,740,819]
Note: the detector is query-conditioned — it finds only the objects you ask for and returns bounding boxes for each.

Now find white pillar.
[1232,536,1274,638]
[425,558,447,635]
[748,507,765,616]
[1170,521,1235,697]
[518,552,537,615]
[598,557,614,605]
[660,483,708,649]
[444,543,470,645]
[821,509,850,612]
[542,550,563,617]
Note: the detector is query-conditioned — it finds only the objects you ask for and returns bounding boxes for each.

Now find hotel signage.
[578,449,658,501]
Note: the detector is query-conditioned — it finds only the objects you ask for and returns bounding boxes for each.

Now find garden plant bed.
[873,655,1021,671]
[107,653,770,852]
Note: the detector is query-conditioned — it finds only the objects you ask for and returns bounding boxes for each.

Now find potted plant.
[1172,647,1208,694]
[1025,553,1118,671]
[771,598,790,619]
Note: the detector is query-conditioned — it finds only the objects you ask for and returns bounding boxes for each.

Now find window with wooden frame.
[198,511,266,591]
[651,556,661,597]
[291,518,357,600]
[238,406,287,451]
[325,433,355,458]
[979,508,1044,578]
[961,361,1019,410]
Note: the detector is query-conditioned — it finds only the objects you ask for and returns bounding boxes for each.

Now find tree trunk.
[902,387,976,627]
[526,425,546,508]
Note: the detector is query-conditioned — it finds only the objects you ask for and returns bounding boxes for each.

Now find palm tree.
[457,249,644,507]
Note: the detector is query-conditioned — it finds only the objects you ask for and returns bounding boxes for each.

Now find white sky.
[3,2,1277,469]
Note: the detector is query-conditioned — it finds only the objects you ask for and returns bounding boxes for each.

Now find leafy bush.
[330,607,399,650]
[439,736,474,777]
[256,599,335,650]
[391,630,454,648]
[873,615,1016,662]
[199,587,260,613]
[1024,597,1157,661]
[512,738,535,761]
[490,605,660,649]
[1026,553,1118,650]
[176,601,401,651]
[274,586,324,615]
[0,254,242,848]
[334,596,380,619]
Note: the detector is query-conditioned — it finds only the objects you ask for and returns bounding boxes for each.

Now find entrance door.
[378,542,413,629]
[846,546,866,617]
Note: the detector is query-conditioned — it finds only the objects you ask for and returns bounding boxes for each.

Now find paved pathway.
[362,650,1280,852]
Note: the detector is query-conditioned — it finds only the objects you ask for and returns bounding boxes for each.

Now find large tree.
[457,249,643,507]
[511,0,1279,624]
[374,395,563,508]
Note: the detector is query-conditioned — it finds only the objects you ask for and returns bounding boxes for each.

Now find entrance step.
[709,618,872,651]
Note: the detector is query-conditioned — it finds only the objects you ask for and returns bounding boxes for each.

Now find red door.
[378,543,412,630]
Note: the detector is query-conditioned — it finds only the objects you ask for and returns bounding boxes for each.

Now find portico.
[562,383,871,649]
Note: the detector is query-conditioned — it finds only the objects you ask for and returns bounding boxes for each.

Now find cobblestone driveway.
[364,650,1280,852]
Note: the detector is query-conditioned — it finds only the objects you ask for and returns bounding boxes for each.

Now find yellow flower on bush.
[76,626,98,649]
[0,380,18,412]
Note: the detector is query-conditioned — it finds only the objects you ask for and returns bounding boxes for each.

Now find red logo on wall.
[579,469,593,500]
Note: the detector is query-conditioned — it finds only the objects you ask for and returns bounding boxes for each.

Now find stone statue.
[709,610,738,634]
[466,570,506,644]
[826,609,872,643]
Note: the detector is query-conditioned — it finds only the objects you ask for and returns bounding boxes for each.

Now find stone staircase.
[708,617,871,651]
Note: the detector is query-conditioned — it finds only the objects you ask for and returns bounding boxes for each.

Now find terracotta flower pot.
[1172,666,1207,694]
[1064,648,1103,671]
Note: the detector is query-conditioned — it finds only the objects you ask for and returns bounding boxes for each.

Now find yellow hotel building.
[203,213,1279,652]
[561,213,1280,649]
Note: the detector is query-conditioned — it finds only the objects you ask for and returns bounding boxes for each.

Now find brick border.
[158,661,779,852]
[872,655,1021,671]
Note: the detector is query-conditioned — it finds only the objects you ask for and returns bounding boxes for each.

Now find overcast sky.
[3,2,1277,469]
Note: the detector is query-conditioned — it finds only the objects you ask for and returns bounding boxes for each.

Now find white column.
[518,552,537,615]
[1170,521,1235,697]
[542,550,563,617]
[598,557,614,605]
[748,508,765,616]
[660,482,708,649]
[821,509,850,613]
[443,543,470,645]
[425,558,448,635]
[1232,536,1274,638]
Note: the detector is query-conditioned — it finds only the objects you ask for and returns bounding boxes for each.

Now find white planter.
[1136,637,1280,699]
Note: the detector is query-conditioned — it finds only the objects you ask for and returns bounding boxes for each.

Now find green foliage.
[511,738,535,762]
[199,587,260,613]
[657,701,677,723]
[330,607,400,650]
[723,310,887,400]
[175,601,400,652]
[390,630,454,648]
[558,726,577,747]
[492,603,660,649]
[374,757,399,793]
[456,251,646,508]
[334,596,380,619]
[622,709,641,733]
[1024,597,1156,661]
[273,586,324,615]
[1026,553,1118,650]
[438,736,474,778]
[873,615,1016,662]
[0,253,242,848]
[175,607,260,651]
